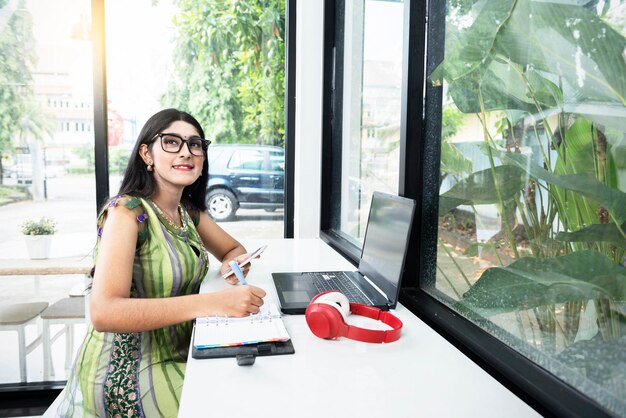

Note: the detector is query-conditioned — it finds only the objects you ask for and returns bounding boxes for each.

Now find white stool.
[0,301,48,382]
[42,297,85,381]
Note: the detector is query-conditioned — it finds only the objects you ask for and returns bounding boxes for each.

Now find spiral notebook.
[193,304,290,349]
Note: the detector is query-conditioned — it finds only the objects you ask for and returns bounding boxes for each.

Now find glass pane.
[427,1,626,415]
[339,0,405,243]
[105,0,286,236]
[0,0,94,383]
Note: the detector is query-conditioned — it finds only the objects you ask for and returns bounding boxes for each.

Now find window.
[105,0,287,229]
[0,0,289,396]
[229,150,265,171]
[0,0,95,387]
[269,151,285,171]
[323,0,626,416]
[323,0,407,250]
[424,2,626,416]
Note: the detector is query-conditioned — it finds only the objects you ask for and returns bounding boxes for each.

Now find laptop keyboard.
[310,272,372,304]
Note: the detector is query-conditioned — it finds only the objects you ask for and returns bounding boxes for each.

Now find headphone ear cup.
[305,303,345,339]
[306,291,350,340]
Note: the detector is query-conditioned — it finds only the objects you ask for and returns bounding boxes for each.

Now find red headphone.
[305,291,403,343]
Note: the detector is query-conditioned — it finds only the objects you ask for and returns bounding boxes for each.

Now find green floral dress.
[57,195,209,417]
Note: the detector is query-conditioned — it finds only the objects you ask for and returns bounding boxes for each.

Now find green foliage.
[440,106,472,178]
[430,0,626,116]
[0,1,54,161]
[458,251,626,316]
[72,144,95,169]
[109,147,130,175]
[0,1,36,154]
[163,0,286,146]
[21,216,57,235]
[439,165,528,215]
[0,184,31,204]
[431,0,626,348]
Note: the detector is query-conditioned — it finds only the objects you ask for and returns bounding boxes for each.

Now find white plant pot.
[24,235,53,260]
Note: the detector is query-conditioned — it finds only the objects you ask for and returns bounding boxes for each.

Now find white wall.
[293,1,324,238]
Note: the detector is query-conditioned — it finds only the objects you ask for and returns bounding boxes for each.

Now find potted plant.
[21,216,57,259]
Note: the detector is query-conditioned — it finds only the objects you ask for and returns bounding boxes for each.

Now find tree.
[0,0,53,184]
[163,0,286,146]
[0,1,35,180]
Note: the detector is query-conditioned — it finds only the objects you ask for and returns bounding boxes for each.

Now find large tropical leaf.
[556,223,626,248]
[445,62,543,113]
[491,148,626,224]
[429,0,626,114]
[551,117,621,231]
[457,250,626,316]
[440,141,473,178]
[439,164,528,215]
[429,0,517,82]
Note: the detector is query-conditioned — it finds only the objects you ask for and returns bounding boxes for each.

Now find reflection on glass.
[429,1,626,415]
[340,0,405,243]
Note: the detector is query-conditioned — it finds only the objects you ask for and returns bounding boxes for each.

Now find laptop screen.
[358,192,415,303]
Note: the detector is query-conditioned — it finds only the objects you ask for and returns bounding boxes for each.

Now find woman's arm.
[89,205,266,333]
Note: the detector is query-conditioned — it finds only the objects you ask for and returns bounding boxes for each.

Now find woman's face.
[140,120,205,190]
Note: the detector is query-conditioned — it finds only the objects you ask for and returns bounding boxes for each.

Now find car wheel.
[206,189,238,222]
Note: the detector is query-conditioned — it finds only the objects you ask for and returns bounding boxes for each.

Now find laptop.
[272,191,416,314]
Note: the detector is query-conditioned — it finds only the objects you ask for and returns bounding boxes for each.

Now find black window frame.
[319,1,618,417]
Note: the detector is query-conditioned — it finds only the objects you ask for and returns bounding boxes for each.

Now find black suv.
[206,144,285,221]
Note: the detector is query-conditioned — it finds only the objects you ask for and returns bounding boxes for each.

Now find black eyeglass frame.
[151,133,211,156]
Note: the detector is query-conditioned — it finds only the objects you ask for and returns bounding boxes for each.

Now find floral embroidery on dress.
[104,332,143,418]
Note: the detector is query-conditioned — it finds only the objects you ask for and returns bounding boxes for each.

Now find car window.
[207,147,227,165]
[269,151,284,171]
[228,149,264,170]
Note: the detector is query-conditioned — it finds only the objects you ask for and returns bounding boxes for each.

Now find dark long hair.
[117,108,209,211]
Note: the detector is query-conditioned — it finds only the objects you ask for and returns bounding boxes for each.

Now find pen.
[228,260,247,285]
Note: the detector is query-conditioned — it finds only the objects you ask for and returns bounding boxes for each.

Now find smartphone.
[221,245,267,279]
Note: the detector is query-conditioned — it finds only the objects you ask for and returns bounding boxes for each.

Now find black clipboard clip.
[192,340,295,366]
[236,354,256,366]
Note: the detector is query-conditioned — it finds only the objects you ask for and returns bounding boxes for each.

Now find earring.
[147,162,153,172]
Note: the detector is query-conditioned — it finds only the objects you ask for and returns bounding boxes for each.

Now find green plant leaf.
[551,117,620,230]
[439,165,527,215]
[556,223,626,248]
[440,141,473,178]
[439,196,471,216]
[429,0,626,114]
[457,250,626,316]
[428,0,517,83]
[492,149,626,224]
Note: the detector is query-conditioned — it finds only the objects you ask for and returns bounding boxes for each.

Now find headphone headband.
[306,291,403,343]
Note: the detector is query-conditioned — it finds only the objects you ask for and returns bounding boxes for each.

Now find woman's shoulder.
[105,194,147,211]
[100,194,149,220]
[98,194,149,241]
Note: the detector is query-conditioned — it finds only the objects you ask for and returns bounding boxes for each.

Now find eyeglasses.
[152,133,210,156]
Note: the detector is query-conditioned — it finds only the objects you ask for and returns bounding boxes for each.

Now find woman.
[58,108,266,417]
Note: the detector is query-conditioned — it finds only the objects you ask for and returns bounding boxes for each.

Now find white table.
[179,239,540,418]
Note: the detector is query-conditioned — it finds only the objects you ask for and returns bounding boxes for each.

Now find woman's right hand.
[208,285,267,317]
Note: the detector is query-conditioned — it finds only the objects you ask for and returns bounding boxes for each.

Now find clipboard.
[191,340,295,362]
[191,303,295,365]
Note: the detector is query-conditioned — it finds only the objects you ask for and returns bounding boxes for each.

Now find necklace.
[149,199,188,233]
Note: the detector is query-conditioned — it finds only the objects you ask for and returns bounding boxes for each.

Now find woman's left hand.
[221,252,254,285]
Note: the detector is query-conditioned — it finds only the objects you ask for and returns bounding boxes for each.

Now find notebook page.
[194,303,290,348]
